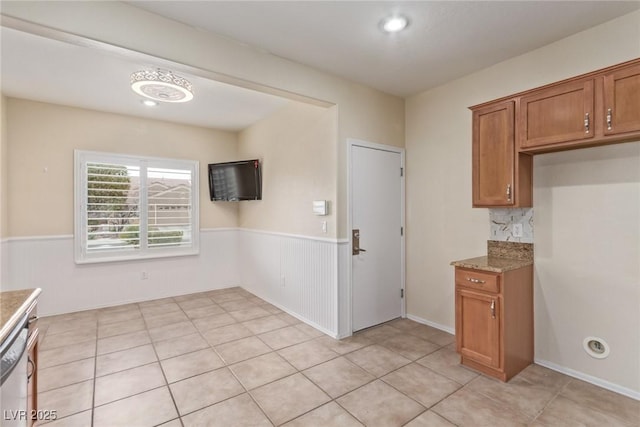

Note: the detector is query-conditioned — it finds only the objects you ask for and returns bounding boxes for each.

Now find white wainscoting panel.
[337,241,352,338]
[1,230,240,316]
[239,229,339,337]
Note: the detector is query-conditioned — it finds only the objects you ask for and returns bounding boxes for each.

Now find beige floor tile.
[39,340,97,369]
[337,380,425,427]
[193,313,237,332]
[183,304,225,319]
[424,330,455,347]
[161,348,225,383]
[37,380,93,419]
[229,306,271,322]
[294,323,325,338]
[250,373,331,425]
[94,362,166,406]
[278,339,339,370]
[465,370,566,419]
[404,411,456,427]
[230,352,297,390]
[315,335,372,355]
[432,387,530,426]
[93,386,178,427]
[96,344,158,377]
[261,304,283,314]
[242,315,289,334]
[157,419,182,427]
[174,291,210,302]
[380,333,440,360]
[45,320,97,336]
[201,323,254,346]
[382,363,461,408]
[219,298,258,312]
[97,317,146,338]
[210,292,246,303]
[97,330,151,355]
[40,328,97,350]
[517,364,572,392]
[283,401,363,427]
[259,325,313,350]
[39,358,95,392]
[387,318,421,332]
[560,379,640,425]
[97,308,142,325]
[275,312,301,325]
[406,323,442,339]
[182,393,272,427]
[153,333,209,360]
[40,410,92,427]
[143,311,189,329]
[345,344,411,377]
[416,347,478,385]
[215,336,272,364]
[356,325,400,343]
[534,395,634,427]
[138,297,175,307]
[303,356,375,398]
[141,302,182,317]
[177,297,215,310]
[148,320,197,342]
[170,367,245,415]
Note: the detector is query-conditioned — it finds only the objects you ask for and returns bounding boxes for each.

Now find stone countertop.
[0,288,41,343]
[450,256,533,273]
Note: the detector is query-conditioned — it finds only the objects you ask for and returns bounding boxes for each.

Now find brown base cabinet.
[455,265,533,381]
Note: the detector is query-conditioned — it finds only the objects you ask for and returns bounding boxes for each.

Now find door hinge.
[400,167,404,177]
[401,227,404,236]
[401,289,404,298]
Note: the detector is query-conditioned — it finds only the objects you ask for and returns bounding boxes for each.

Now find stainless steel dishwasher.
[0,314,29,427]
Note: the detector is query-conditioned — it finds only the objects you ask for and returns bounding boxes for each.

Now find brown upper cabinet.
[470,58,640,208]
[603,62,640,137]
[519,79,595,149]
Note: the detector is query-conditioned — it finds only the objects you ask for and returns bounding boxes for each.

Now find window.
[74,150,199,263]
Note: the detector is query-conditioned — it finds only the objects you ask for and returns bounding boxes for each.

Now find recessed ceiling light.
[380,15,409,33]
[141,99,158,107]
[131,69,194,103]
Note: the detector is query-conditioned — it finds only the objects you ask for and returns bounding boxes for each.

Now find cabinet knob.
[607,108,612,131]
[506,184,512,202]
[466,277,486,284]
[490,300,496,319]
[584,112,590,134]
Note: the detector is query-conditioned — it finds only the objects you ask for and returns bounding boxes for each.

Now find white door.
[351,142,403,332]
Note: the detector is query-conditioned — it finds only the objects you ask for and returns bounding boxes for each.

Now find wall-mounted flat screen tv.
[208,159,262,201]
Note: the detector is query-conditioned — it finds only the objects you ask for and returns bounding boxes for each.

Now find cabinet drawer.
[455,268,500,293]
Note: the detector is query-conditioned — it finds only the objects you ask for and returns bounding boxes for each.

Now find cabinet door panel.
[519,79,594,148]
[604,63,640,136]
[456,289,500,368]
[473,101,514,206]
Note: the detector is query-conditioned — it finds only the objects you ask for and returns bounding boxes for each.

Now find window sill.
[74,249,200,265]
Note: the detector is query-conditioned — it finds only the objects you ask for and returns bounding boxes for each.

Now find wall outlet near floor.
[141,271,149,280]
[512,223,524,237]
[280,275,286,287]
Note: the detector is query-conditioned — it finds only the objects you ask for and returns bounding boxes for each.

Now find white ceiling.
[0,27,289,131]
[130,1,640,96]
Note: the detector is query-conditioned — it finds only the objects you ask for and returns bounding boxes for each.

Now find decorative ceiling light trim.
[380,15,409,33]
[131,69,194,103]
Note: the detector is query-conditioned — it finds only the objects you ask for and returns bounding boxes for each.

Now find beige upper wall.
[406,10,640,392]
[238,103,337,238]
[1,1,405,239]
[6,98,239,237]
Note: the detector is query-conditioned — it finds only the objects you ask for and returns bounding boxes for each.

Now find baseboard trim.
[534,358,640,401]
[406,314,455,335]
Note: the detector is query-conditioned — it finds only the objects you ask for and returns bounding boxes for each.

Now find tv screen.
[208,159,262,201]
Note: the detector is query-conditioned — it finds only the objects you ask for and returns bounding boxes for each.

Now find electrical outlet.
[322,221,327,233]
[512,223,523,238]
[141,271,149,280]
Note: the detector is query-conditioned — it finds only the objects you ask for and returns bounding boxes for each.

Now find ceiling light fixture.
[130,69,194,103]
[380,15,409,33]
[141,99,158,107]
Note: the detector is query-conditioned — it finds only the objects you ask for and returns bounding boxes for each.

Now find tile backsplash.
[489,208,534,243]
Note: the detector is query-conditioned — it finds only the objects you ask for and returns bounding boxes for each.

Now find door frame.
[347,138,406,334]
